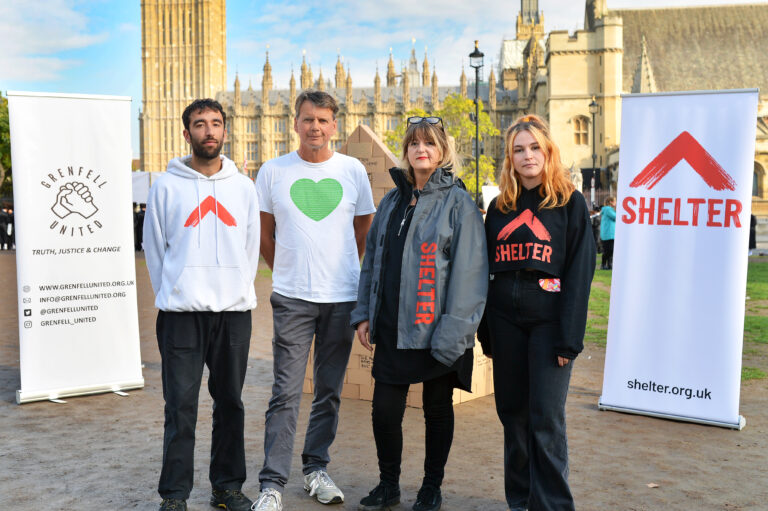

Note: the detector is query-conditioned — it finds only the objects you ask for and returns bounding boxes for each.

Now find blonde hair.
[604,196,616,207]
[496,114,574,213]
[400,121,460,184]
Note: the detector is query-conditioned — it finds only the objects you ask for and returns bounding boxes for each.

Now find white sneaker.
[251,488,282,511]
[303,469,344,504]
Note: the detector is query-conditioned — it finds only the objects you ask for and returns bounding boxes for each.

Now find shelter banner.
[599,90,757,429]
[8,92,143,404]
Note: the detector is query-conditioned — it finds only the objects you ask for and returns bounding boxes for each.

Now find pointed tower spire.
[422,47,430,87]
[431,69,439,109]
[632,34,657,93]
[402,65,410,109]
[316,67,325,91]
[460,66,467,97]
[345,67,353,108]
[289,69,297,114]
[335,54,346,89]
[300,51,311,89]
[387,48,396,87]
[374,67,382,105]
[262,49,273,105]
[489,68,497,109]
[234,72,241,105]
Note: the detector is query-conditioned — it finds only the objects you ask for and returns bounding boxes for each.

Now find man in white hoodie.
[252,90,374,511]
[143,99,260,511]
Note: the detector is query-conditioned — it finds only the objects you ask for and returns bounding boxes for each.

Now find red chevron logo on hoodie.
[497,209,552,242]
[629,131,736,191]
[184,196,237,227]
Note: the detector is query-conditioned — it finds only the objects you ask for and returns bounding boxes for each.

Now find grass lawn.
[586,256,768,381]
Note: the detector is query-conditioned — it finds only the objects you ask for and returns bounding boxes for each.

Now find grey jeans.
[258,292,355,491]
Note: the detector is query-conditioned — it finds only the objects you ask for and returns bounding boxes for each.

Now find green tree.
[0,95,11,198]
[383,93,499,199]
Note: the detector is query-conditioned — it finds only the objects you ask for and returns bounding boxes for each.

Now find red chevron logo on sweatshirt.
[497,209,552,242]
[184,196,237,227]
[629,131,736,191]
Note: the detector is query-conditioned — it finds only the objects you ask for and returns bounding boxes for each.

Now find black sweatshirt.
[484,185,596,358]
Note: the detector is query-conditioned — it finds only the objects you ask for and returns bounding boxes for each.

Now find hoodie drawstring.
[195,177,202,248]
[213,179,220,264]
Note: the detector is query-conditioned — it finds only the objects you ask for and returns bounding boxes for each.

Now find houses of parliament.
[140,0,768,218]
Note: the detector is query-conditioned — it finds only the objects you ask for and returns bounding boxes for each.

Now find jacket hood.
[167,154,239,180]
[388,166,465,196]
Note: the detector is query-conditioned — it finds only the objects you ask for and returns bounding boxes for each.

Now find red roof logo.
[497,209,552,242]
[630,131,736,191]
[184,196,237,227]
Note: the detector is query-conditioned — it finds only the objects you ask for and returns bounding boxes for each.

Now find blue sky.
[0,0,760,158]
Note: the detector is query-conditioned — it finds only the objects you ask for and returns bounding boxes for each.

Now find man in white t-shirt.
[253,90,375,511]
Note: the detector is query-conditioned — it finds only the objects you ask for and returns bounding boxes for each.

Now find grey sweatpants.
[258,291,355,491]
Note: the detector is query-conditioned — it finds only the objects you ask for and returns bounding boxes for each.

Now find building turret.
[374,68,382,105]
[387,49,396,87]
[317,67,325,91]
[300,53,311,89]
[335,54,346,89]
[422,48,430,87]
[460,67,467,97]
[402,66,410,109]
[346,69,353,107]
[489,68,497,109]
[289,70,296,112]
[431,70,439,109]
[262,51,273,104]
[234,72,241,106]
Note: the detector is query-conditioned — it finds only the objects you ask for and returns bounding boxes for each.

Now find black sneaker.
[412,485,442,511]
[159,499,187,511]
[210,489,253,511]
[358,481,401,510]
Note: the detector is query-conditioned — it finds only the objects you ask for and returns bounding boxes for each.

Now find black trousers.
[601,239,614,269]
[156,310,251,500]
[371,373,455,489]
[486,272,574,511]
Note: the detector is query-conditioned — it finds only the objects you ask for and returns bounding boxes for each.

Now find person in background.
[481,114,594,511]
[600,196,616,270]
[749,214,757,256]
[351,116,487,511]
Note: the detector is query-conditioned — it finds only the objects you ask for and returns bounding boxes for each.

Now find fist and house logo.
[41,165,106,237]
[494,209,554,264]
[622,131,743,228]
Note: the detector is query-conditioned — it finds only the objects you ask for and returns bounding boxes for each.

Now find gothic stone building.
[140,0,768,222]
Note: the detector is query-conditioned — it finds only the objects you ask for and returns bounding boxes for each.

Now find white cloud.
[0,0,107,81]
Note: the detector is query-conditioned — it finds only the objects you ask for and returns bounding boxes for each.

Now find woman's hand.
[356,320,372,352]
[557,356,571,367]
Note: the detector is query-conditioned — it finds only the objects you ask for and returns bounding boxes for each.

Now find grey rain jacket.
[350,167,488,367]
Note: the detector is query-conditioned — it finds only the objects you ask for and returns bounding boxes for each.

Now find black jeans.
[371,373,455,489]
[486,272,574,511]
[156,310,251,500]
[601,239,614,269]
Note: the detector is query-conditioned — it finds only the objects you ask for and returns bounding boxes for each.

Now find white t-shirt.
[255,151,376,302]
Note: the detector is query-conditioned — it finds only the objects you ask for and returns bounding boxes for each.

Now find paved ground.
[0,251,766,510]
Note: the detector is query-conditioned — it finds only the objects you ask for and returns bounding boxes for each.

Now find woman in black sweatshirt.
[481,114,595,511]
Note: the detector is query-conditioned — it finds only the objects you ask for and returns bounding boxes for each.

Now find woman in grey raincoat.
[350,116,488,511]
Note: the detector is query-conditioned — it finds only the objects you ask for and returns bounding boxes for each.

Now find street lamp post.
[589,96,599,207]
[469,40,484,206]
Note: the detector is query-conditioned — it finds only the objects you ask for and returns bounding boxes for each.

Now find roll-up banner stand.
[8,92,144,404]
[599,89,758,430]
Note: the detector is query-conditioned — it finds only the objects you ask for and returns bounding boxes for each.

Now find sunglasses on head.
[407,116,443,128]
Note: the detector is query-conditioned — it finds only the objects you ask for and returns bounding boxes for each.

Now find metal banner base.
[17,379,145,404]
[598,400,746,430]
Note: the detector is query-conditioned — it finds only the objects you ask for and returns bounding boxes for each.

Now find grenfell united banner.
[8,92,143,404]
[599,89,758,429]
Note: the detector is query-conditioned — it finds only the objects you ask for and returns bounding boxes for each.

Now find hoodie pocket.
[170,265,248,310]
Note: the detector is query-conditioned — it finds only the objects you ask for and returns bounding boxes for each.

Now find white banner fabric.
[9,92,144,403]
[599,90,757,429]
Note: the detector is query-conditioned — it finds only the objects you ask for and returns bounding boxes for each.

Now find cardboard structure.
[301,124,494,407]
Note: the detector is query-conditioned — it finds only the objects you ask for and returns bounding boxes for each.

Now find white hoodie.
[143,155,260,311]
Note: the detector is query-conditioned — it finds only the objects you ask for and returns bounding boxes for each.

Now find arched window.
[755,161,765,198]
[573,116,589,145]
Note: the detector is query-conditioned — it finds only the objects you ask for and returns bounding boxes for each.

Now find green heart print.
[290,178,343,221]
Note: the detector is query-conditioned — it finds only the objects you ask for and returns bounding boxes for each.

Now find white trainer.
[251,488,282,511]
[303,470,345,504]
